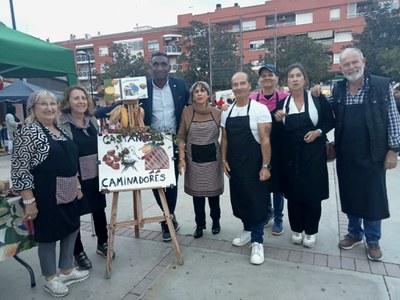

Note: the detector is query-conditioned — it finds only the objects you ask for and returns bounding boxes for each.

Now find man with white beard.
[331,47,400,261]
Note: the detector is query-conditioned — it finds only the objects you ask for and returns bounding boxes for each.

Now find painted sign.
[98,132,175,191]
[103,76,148,102]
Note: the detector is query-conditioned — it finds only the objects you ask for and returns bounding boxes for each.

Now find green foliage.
[97,44,149,82]
[269,35,331,85]
[178,21,240,92]
[354,0,400,81]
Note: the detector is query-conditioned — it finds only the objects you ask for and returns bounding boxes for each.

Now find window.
[348,2,369,18]
[242,20,256,31]
[334,31,353,42]
[148,40,159,51]
[330,8,341,20]
[100,64,107,73]
[333,53,340,64]
[230,24,240,32]
[296,12,313,25]
[99,46,109,57]
[114,38,144,55]
[249,40,264,51]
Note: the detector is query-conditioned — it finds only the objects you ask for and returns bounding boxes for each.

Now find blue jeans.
[243,221,264,244]
[347,214,381,244]
[267,193,284,222]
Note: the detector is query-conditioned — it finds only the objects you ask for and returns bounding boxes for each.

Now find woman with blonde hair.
[11,90,89,297]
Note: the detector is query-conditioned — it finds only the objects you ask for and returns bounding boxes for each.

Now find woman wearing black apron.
[11,91,89,297]
[59,86,113,270]
[275,64,334,249]
[221,72,272,265]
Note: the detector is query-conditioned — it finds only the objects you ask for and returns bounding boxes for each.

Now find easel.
[105,99,184,279]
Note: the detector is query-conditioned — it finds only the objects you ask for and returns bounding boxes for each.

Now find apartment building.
[177,0,380,74]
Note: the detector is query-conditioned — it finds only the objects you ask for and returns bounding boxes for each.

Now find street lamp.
[77,50,94,102]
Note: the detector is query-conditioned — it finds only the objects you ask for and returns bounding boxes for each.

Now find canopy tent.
[0,23,77,85]
[0,80,63,103]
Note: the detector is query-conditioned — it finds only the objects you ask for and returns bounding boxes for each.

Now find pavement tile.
[300,252,315,265]
[288,250,302,263]
[130,278,153,296]
[275,248,290,261]
[354,258,371,273]
[384,263,400,278]
[219,241,234,252]
[327,255,341,268]
[230,246,243,254]
[209,239,224,250]
[146,265,168,280]
[177,235,194,246]
[341,257,356,270]
[264,246,279,260]
[369,261,387,275]
[122,293,140,300]
[314,253,328,267]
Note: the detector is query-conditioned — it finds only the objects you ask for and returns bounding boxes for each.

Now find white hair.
[339,48,364,64]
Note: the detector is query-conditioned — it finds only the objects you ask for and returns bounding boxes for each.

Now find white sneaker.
[232,230,251,246]
[44,277,69,297]
[250,242,264,265]
[59,268,89,286]
[303,234,316,248]
[291,232,303,245]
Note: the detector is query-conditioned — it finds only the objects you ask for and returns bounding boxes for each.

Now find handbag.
[326,139,336,162]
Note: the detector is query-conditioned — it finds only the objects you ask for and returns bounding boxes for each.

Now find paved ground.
[1,150,400,300]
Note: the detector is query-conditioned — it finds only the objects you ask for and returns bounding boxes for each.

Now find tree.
[354,0,400,81]
[98,43,149,82]
[178,21,240,92]
[267,35,332,85]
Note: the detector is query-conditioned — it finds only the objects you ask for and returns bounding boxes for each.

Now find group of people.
[9,48,400,296]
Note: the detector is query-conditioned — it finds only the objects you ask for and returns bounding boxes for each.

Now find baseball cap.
[258,64,278,76]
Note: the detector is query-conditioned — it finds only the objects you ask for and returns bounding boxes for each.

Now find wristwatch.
[262,163,272,170]
[389,145,400,153]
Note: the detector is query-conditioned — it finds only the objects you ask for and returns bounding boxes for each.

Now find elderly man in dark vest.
[332,47,400,261]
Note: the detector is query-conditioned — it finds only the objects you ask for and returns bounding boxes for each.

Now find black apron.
[336,104,389,220]
[32,125,80,243]
[225,101,269,224]
[70,122,106,215]
[282,96,329,202]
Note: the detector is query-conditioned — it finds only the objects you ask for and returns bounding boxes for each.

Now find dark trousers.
[74,209,108,255]
[152,156,179,215]
[287,199,322,235]
[193,196,221,227]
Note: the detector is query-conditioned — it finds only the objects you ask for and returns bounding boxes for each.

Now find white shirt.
[151,79,177,134]
[282,91,319,126]
[221,100,271,143]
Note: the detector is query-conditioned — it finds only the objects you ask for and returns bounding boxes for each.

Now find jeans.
[243,221,264,244]
[270,192,284,222]
[347,214,381,244]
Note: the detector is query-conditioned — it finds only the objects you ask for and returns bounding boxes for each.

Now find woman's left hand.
[304,130,321,143]
[77,189,84,200]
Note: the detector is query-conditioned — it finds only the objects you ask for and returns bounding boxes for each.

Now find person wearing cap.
[10,90,89,297]
[176,81,224,239]
[250,64,289,236]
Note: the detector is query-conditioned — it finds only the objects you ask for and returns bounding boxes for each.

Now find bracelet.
[23,197,36,205]
[77,185,82,190]
[222,160,226,163]
[179,157,185,161]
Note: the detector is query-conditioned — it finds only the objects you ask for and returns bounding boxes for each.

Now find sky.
[0,0,266,42]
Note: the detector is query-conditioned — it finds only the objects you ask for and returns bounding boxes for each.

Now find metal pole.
[274,9,278,67]
[9,0,17,29]
[87,53,94,101]
[239,15,243,71]
[208,18,213,96]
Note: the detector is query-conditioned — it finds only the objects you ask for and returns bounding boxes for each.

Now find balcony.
[164,45,182,56]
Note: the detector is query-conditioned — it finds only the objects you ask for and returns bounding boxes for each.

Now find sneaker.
[338,234,363,250]
[44,277,69,297]
[74,252,92,270]
[303,234,316,248]
[58,268,89,286]
[291,232,303,245]
[263,214,273,228]
[250,242,264,265]
[159,221,170,242]
[232,230,251,246]
[272,221,284,236]
[96,243,116,259]
[172,216,180,232]
[367,243,383,261]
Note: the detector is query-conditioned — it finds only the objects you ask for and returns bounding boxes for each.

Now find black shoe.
[172,216,180,232]
[96,243,116,259]
[74,252,92,270]
[193,226,205,239]
[161,221,172,242]
[212,222,221,235]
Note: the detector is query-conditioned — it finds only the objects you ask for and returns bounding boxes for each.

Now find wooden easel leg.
[133,190,143,237]
[157,188,184,265]
[105,192,119,279]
